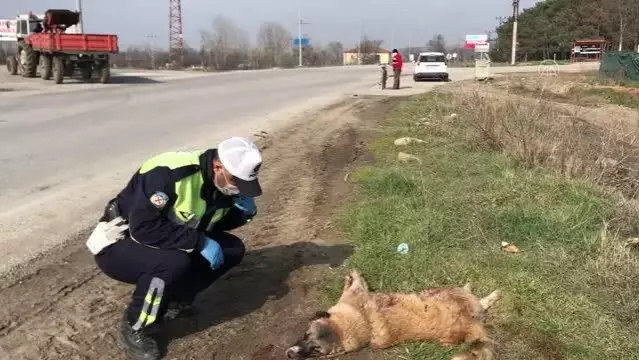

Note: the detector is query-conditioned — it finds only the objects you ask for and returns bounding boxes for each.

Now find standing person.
[391,49,403,89]
[85,136,263,360]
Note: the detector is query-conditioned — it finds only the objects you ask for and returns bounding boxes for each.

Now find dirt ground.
[0,94,402,360]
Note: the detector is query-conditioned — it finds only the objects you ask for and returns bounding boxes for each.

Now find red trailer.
[25,32,119,83]
[2,10,119,84]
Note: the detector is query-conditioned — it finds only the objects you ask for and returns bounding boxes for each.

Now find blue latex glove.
[233,195,257,217]
[200,236,224,270]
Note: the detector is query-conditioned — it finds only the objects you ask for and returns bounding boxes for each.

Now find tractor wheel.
[22,45,38,78]
[40,55,53,80]
[99,63,110,84]
[7,57,18,75]
[52,56,65,84]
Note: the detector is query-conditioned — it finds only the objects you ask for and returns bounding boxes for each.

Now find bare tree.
[325,41,344,65]
[256,21,292,68]
[427,34,447,53]
[200,14,250,70]
[106,15,350,71]
[359,36,385,64]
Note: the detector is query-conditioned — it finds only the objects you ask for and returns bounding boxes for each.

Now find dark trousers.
[393,68,401,89]
[94,232,245,330]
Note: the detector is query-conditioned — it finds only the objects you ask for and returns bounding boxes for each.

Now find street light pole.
[510,0,519,65]
[356,0,363,66]
[298,8,302,67]
[76,0,84,33]
[297,9,309,67]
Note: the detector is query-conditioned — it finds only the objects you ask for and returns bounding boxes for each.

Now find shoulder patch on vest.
[150,191,169,209]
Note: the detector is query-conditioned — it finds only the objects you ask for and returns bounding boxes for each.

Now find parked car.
[413,52,449,82]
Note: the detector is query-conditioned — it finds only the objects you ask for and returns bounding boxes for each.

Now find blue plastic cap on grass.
[397,243,409,254]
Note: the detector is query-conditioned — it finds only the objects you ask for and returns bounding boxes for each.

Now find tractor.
[1,10,118,84]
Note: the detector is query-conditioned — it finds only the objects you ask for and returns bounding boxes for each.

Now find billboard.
[465,34,488,49]
[0,19,17,41]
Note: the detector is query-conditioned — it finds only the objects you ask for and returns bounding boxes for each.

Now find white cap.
[217,136,263,196]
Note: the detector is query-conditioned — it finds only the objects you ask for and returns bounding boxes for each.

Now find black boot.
[119,316,161,360]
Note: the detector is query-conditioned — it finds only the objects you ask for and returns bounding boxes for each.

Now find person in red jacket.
[391,49,403,89]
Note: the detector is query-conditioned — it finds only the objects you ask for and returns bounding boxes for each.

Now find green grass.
[327,93,639,359]
[505,79,639,109]
[568,87,639,109]
[589,73,639,89]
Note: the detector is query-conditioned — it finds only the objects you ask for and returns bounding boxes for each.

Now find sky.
[1,0,541,50]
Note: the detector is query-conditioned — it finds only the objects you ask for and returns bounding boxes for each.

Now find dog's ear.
[310,311,331,321]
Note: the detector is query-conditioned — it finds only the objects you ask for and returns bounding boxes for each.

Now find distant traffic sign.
[474,43,490,53]
[292,37,310,47]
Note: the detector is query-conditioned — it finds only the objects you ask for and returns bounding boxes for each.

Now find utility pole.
[511,0,519,65]
[146,34,157,69]
[357,22,363,65]
[391,24,395,49]
[297,9,309,67]
[76,0,83,33]
[357,35,361,65]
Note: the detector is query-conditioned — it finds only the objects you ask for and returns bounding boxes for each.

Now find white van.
[413,52,449,82]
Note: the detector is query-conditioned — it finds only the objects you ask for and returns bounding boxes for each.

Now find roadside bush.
[414,90,639,204]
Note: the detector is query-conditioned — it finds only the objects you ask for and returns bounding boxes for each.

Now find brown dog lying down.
[286,270,503,360]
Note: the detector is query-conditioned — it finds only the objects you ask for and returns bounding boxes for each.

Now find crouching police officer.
[85,136,263,360]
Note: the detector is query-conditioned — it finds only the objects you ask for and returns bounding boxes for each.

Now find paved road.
[0,62,598,276]
[0,66,379,208]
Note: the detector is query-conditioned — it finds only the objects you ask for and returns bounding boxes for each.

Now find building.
[343,47,392,65]
[570,38,608,63]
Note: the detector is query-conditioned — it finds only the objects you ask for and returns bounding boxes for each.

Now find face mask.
[214,170,240,196]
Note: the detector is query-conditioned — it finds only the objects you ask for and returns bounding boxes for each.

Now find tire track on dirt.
[0,95,402,360]
[162,98,375,359]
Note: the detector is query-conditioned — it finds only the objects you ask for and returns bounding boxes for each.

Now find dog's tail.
[450,341,495,360]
